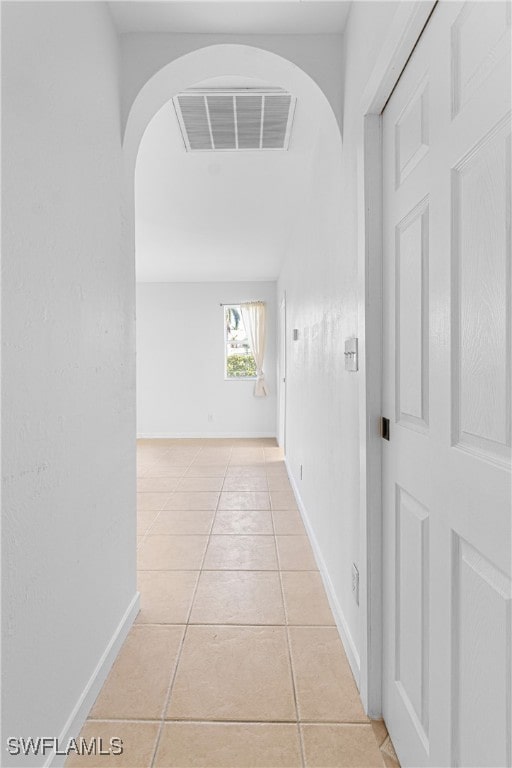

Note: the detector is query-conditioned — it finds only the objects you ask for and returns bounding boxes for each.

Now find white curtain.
[240,301,268,397]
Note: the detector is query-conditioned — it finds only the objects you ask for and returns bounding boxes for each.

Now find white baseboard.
[137,432,277,439]
[47,592,140,768]
[285,458,361,686]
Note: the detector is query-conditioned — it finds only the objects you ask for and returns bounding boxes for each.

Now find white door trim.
[357,0,437,718]
[278,292,287,450]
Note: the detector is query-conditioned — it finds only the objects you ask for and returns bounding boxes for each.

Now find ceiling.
[135,75,313,282]
[125,7,346,283]
[109,1,351,35]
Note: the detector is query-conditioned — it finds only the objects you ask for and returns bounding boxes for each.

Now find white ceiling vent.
[173,89,296,152]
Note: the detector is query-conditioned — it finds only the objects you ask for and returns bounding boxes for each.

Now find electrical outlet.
[351,563,359,606]
[207,414,214,422]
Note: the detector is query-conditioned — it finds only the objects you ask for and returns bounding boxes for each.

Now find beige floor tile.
[153,456,194,467]
[137,477,180,493]
[155,722,301,768]
[138,535,208,570]
[222,476,269,492]
[138,447,166,457]
[212,510,273,535]
[289,627,367,722]
[137,493,172,511]
[137,510,159,536]
[230,453,265,466]
[66,721,159,767]
[371,719,389,748]
[190,571,285,624]
[218,492,271,511]
[90,625,185,720]
[276,536,317,570]
[166,448,200,457]
[137,458,155,468]
[225,466,267,478]
[234,438,276,447]
[264,447,285,462]
[381,735,400,767]
[282,571,335,625]
[267,475,293,491]
[302,724,384,767]
[136,571,199,624]
[185,464,227,477]
[203,535,278,570]
[270,490,298,510]
[145,467,188,478]
[166,626,296,721]
[382,753,400,768]
[175,476,224,492]
[149,510,214,535]
[265,462,288,475]
[137,450,159,461]
[137,536,145,549]
[272,510,307,535]
[163,492,220,511]
[191,454,231,465]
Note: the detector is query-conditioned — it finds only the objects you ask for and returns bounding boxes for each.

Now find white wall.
[278,0,400,674]
[136,282,277,437]
[120,33,344,132]
[2,3,137,763]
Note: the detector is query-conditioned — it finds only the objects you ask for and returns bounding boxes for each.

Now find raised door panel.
[395,80,429,188]
[396,199,429,432]
[452,1,511,117]
[395,486,430,752]
[451,116,511,465]
[452,535,512,767]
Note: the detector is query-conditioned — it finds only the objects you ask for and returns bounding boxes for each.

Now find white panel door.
[382,3,511,766]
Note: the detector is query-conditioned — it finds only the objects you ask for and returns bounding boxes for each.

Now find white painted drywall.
[119,33,344,132]
[278,0,400,670]
[2,3,136,763]
[109,2,351,36]
[136,282,277,437]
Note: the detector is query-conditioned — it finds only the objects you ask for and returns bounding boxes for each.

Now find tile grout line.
[147,622,186,768]
[88,716,375,725]
[202,442,233,569]
[148,441,235,766]
[270,449,308,768]
[136,449,202,555]
[146,445,204,768]
[269,453,307,768]
[132,564,320,568]
[137,440,372,767]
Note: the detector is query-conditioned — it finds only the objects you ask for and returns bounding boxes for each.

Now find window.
[224,305,256,379]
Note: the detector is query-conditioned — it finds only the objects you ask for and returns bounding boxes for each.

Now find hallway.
[69,439,397,767]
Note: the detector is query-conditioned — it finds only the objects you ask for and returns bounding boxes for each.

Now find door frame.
[357,0,437,717]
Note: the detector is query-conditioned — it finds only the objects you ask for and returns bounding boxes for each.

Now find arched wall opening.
[125,45,343,445]
[122,40,354,684]
[122,43,343,430]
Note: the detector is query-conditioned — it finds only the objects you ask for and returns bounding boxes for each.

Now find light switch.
[344,337,358,372]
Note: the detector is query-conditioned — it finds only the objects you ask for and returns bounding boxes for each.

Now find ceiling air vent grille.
[173,89,296,152]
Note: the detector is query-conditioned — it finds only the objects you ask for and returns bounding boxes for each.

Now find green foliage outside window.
[226,354,257,378]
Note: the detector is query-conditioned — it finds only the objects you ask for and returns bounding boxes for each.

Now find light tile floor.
[68,439,400,768]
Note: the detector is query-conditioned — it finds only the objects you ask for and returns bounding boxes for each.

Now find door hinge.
[381,417,390,441]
